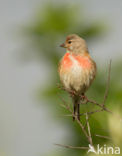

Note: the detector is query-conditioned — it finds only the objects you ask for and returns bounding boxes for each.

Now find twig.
[86,109,103,115]
[58,95,72,112]
[54,144,88,150]
[59,96,91,144]
[95,134,112,140]
[75,116,90,141]
[61,109,103,117]
[102,60,112,106]
[86,113,93,146]
[86,98,112,114]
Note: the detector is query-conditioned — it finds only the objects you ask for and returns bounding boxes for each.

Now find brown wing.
[90,58,97,84]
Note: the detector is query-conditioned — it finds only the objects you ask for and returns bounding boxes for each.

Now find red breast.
[61,53,92,71]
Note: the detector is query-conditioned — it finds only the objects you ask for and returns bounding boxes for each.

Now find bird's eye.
[68,41,72,44]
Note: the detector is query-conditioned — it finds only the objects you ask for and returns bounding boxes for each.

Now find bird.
[58,34,96,121]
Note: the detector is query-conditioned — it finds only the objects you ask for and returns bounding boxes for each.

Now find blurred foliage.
[23,3,122,156]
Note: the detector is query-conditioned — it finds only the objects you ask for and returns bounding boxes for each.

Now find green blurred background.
[0,0,122,156]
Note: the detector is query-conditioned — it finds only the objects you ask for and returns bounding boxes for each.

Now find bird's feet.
[69,90,76,97]
[80,93,88,104]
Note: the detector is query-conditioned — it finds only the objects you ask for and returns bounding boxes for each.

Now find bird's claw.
[80,94,88,104]
[69,90,76,97]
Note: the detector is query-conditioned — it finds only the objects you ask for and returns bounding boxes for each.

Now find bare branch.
[86,113,93,146]
[61,109,103,117]
[75,116,90,141]
[86,98,112,114]
[86,109,103,115]
[59,95,91,143]
[95,134,112,140]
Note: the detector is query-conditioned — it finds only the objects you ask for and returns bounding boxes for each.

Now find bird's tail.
[73,96,80,121]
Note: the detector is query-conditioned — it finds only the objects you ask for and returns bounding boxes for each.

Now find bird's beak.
[60,43,66,48]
